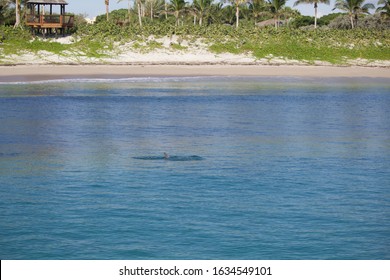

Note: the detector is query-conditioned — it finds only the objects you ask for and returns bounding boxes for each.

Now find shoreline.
[1,64,390,83]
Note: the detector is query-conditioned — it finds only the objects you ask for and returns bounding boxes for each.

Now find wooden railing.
[26,15,74,28]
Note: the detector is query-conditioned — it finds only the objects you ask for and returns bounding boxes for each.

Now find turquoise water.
[0,77,389,260]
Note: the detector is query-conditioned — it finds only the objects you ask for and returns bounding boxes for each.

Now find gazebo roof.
[27,0,68,4]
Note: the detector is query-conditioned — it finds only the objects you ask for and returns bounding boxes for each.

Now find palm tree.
[14,0,20,27]
[117,0,132,22]
[333,0,375,28]
[170,0,186,26]
[164,0,168,19]
[136,0,143,27]
[208,2,224,24]
[145,0,159,21]
[250,0,267,26]
[105,0,110,20]
[193,0,212,26]
[377,0,390,19]
[0,1,6,23]
[268,0,286,28]
[293,0,330,28]
[232,0,248,29]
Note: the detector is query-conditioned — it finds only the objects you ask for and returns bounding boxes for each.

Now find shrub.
[291,16,315,29]
[318,13,345,26]
[357,14,390,29]
[329,14,390,29]
[0,25,31,41]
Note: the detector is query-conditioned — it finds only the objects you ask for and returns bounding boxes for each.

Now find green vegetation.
[377,0,390,19]
[207,27,390,63]
[293,0,330,29]
[0,0,389,65]
[1,21,388,65]
[317,12,345,25]
[0,26,57,56]
[170,43,188,51]
[333,0,375,29]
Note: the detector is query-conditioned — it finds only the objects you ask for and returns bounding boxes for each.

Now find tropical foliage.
[2,0,389,30]
[377,0,390,19]
[193,0,212,26]
[267,0,287,28]
[0,0,12,25]
[170,0,186,26]
[294,0,330,28]
[231,0,247,29]
[328,12,390,29]
[333,0,375,28]
[250,0,268,25]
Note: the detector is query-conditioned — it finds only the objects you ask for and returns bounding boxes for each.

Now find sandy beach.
[1,64,390,82]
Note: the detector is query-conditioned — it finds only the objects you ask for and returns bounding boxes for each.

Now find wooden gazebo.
[26,0,74,36]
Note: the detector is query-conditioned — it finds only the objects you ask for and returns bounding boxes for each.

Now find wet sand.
[0,65,389,82]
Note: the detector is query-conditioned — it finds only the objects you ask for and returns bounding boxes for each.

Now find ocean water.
[0,76,389,260]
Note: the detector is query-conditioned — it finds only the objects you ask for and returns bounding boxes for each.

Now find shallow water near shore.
[0,76,389,259]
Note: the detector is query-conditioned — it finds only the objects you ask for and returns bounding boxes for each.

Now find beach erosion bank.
[1,65,390,83]
[1,34,390,81]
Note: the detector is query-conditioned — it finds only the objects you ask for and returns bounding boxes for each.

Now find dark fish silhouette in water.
[133,153,203,161]
[0,152,20,157]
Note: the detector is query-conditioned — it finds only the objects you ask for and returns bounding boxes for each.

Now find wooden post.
[61,5,64,36]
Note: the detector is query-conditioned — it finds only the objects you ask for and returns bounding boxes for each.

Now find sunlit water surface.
[0,77,389,259]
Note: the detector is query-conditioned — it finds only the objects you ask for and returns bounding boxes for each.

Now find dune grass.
[1,23,389,64]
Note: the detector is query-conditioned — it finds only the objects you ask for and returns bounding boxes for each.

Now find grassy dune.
[1,23,389,65]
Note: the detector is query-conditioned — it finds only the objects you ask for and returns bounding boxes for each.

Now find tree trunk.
[314,3,318,29]
[235,6,239,29]
[165,1,168,20]
[14,0,21,28]
[105,1,109,21]
[175,11,179,26]
[128,0,131,22]
[354,13,358,28]
[350,14,354,29]
[138,3,143,27]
